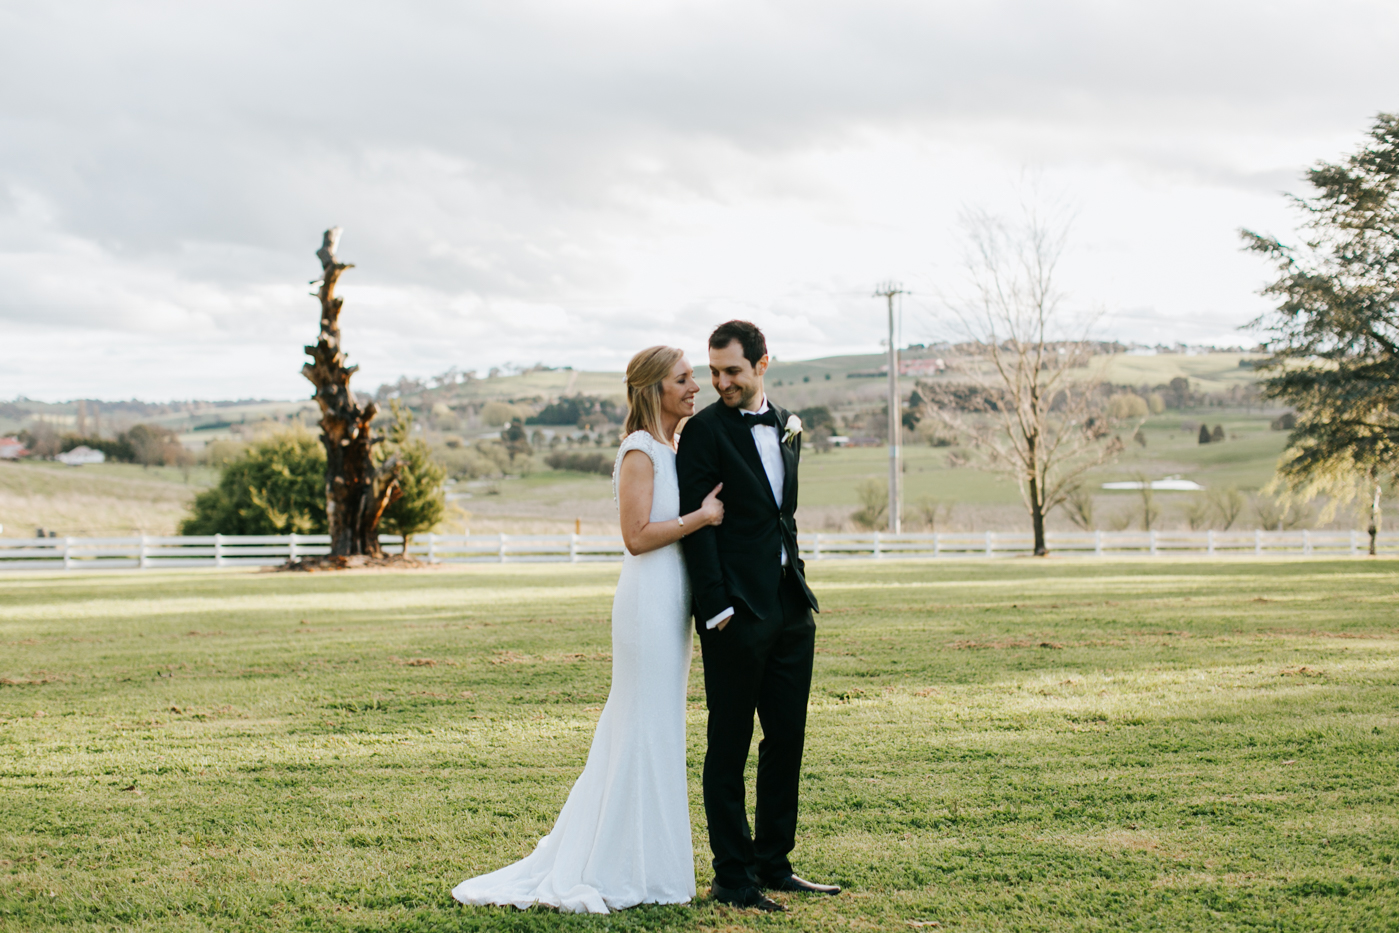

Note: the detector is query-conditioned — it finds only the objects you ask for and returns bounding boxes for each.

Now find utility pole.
[875,281,906,533]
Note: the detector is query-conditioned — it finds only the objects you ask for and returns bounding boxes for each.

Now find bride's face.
[659,357,700,420]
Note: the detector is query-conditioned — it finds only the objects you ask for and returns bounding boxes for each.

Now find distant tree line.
[526,394,623,427]
[543,450,614,475]
[17,423,190,466]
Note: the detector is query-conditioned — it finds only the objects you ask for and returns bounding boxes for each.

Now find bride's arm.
[618,450,723,555]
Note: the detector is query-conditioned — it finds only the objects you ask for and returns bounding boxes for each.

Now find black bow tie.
[743,408,781,429]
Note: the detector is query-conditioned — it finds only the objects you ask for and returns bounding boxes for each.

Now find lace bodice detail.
[612,430,680,524]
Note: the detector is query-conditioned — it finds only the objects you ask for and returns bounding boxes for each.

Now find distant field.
[2,560,1395,931]
[0,461,216,538]
[3,402,1367,539]
[5,352,1330,537]
[466,406,1316,534]
[433,352,1295,534]
[1085,353,1265,394]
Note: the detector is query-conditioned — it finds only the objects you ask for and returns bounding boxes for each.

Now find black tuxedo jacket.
[677,399,819,625]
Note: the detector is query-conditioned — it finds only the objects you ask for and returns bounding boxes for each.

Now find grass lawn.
[2,560,1396,931]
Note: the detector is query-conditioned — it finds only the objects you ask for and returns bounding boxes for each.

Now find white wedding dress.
[452,430,696,914]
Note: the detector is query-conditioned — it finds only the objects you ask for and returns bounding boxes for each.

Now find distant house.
[900,358,945,377]
[0,437,28,460]
[55,445,105,466]
[847,358,945,379]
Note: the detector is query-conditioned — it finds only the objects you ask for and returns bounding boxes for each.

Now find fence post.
[428,533,438,564]
[1302,529,1311,556]
[214,533,224,568]
[139,535,149,570]
[499,533,507,563]
[813,533,823,560]
[985,530,993,557]
[873,532,882,559]
[569,533,579,563]
[288,533,298,562]
[933,532,941,558]
[1350,529,1359,556]
[1255,529,1262,556]
[63,536,72,571]
[1094,530,1103,557]
[1149,530,1157,557]
[1207,529,1215,557]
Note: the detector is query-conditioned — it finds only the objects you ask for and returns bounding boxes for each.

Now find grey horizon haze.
[1,0,1396,401]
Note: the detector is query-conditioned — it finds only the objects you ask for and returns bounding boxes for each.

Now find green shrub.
[378,402,447,551]
[123,423,184,467]
[850,479,888,529]
[180,431,326,535]
[479,401,530,427]
[202,439,246,468]
[796,405,835,431]
[544,450,614,475]
[434,438,527,480]
[1108,393,1149,419]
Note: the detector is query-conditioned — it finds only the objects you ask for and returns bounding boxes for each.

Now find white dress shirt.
[704,395,786,630]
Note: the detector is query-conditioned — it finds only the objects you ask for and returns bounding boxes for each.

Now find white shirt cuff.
[704,607,735,630]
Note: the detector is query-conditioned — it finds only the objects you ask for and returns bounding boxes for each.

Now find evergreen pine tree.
[378,401,447,555]
[1243,113,1399,553]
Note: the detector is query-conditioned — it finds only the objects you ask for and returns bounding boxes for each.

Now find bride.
[452,346,724,914]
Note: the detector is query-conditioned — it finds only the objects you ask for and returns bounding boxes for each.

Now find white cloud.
[1,0,1396,399]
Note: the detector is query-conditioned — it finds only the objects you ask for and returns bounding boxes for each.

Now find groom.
[678,320,840,912]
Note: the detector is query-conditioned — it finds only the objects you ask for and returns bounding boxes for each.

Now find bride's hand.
[699,483,724,526]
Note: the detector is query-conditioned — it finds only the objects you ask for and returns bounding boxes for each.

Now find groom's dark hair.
[709,320,767,368]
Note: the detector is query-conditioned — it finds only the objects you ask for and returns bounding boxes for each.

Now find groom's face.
[709,341,768,411]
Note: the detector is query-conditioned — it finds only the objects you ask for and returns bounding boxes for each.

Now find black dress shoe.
[710,882,786,912]
[761,873,842,895]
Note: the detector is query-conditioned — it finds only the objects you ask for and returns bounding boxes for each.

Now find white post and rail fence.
[0,530,1394,571]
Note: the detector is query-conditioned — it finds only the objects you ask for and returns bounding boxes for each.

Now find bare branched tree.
[302,228,402,557]
[924,202,1125,555]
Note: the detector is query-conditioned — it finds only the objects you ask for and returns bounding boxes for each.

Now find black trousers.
[696,570,816,889]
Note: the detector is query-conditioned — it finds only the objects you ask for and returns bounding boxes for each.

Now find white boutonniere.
[782,414,802,445]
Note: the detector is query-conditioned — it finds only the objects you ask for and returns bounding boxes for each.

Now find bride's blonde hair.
[624,345,684,441]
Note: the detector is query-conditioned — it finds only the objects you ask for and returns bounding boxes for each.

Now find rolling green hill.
[5,350,1316,537]
[1086,352,1265,394]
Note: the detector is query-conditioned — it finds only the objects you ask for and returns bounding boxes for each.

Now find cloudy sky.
[2,0,1396,401]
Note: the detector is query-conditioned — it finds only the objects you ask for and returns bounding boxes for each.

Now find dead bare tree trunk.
[301,228,401,557]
